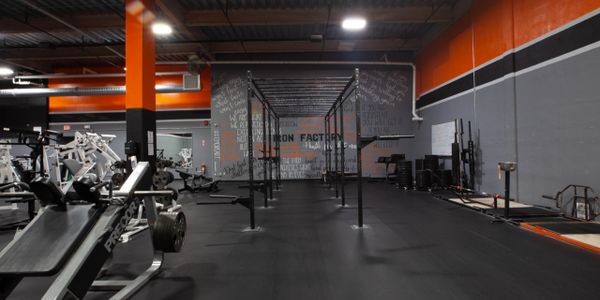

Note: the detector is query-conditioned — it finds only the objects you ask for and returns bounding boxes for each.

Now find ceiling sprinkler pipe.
[0,84,198,98]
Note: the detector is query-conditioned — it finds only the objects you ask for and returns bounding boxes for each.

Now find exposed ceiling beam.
[185,6,454,26]
[0,14,123,33]
[208,39,420,53]
[156,0,214,61]
[0,38,419,60]
[0,5,453,33]
[17,0,124,59]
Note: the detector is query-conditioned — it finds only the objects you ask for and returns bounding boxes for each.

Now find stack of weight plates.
[423,155,439,185]
[439,170,453,187]
[415,159,424,171]
[415,170,432,190]
[396,160,413,188]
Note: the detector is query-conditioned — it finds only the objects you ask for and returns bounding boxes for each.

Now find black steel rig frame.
[248,68,413,228]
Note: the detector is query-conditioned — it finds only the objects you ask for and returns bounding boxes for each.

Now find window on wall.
[156,133,193,169]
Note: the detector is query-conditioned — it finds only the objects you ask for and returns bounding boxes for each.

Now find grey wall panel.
[411,93,475,172]
[515,46,600,206]
[473,78,517,196]
[415,45,600,209]
[212,64,414,180]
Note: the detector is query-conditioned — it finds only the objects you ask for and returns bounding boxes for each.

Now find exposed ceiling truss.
[0,0,464,73]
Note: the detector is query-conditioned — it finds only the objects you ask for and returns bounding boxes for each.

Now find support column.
[324,116,329,186]
[340,102,345,207]
[268,112,274,200]
[246,71,255,229]
[333,110,339,198]
[125,0,156,188]
[275,117,281,191]
[261,104,268,208]
[354,69,363,227]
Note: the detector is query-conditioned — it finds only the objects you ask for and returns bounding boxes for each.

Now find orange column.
[126,0,156,111]
[125,0,156,172]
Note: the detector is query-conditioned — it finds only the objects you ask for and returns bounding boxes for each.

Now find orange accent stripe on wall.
[416,0,600,97]
[48,65,211,112]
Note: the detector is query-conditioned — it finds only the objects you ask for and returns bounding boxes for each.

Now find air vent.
[183,74,201,90]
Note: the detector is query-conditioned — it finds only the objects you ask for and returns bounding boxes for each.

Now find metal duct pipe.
[157,60,423,121]
[0,84,197,98]
[14,71,188,80]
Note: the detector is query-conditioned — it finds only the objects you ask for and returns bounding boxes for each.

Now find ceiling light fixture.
[0,67,14,76]
[152,22,172,35]
[12,78,32,85]
[342,17,367,31]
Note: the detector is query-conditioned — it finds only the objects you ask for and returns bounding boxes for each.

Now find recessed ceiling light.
[0,67,14,76]
[342,17,367,31]
[152,22,172,35]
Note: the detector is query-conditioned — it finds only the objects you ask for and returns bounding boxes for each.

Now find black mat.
[3,181,600,300]
[0,204,101,276]
[536,222,600,235]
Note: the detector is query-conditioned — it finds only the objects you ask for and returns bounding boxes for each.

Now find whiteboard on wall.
[431,121,455,156]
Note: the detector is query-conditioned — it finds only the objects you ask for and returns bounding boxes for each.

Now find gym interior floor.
[2,181,600,299]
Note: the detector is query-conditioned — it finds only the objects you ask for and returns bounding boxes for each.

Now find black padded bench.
[0,204,102,276]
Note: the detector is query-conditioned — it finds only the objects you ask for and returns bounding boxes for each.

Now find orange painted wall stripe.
[48,66,211,112]
[521,223,600,254]
[416,14,473,96]
[416,0,600,97]
[514,0,600,47]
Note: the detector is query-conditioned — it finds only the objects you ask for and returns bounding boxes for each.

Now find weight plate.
[29,177,64,206]
[73,176,101,204]
[111,173,126,187]
[153,171,169,189]
[152,211,186,253]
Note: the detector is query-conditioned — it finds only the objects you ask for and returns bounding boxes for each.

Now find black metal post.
[340,101,346,207]
[276,117,281,190]
[262,104,268,208]
[326,116,331,188]
[354,69,363,227]
[268,111,274,200]
[333,110,339,198]
[324,116,328,185]
[246,71,255,229]
[504,170,510,219]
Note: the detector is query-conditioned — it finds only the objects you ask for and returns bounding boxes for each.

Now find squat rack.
[249,68,414,228]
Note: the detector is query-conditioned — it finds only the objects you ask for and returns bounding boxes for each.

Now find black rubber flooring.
[536,222,600,234]
[2,181,600,299]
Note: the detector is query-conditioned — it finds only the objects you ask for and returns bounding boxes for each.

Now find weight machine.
[0,161,186,299]
[43,131,124,189]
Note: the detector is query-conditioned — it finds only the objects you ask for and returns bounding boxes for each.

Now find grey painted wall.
[211,64,414,180]
[414,46,600,208]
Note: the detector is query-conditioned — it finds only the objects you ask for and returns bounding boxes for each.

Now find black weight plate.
[111,173,126,187]
[152,211,186,253]
[73,176,101,204]
[29,177,64,206]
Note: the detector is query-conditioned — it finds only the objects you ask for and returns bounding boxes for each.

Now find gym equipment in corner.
[0,161,187,300]
[543,185,600,221]
[451,118,476,190]
[177,169,221,193]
